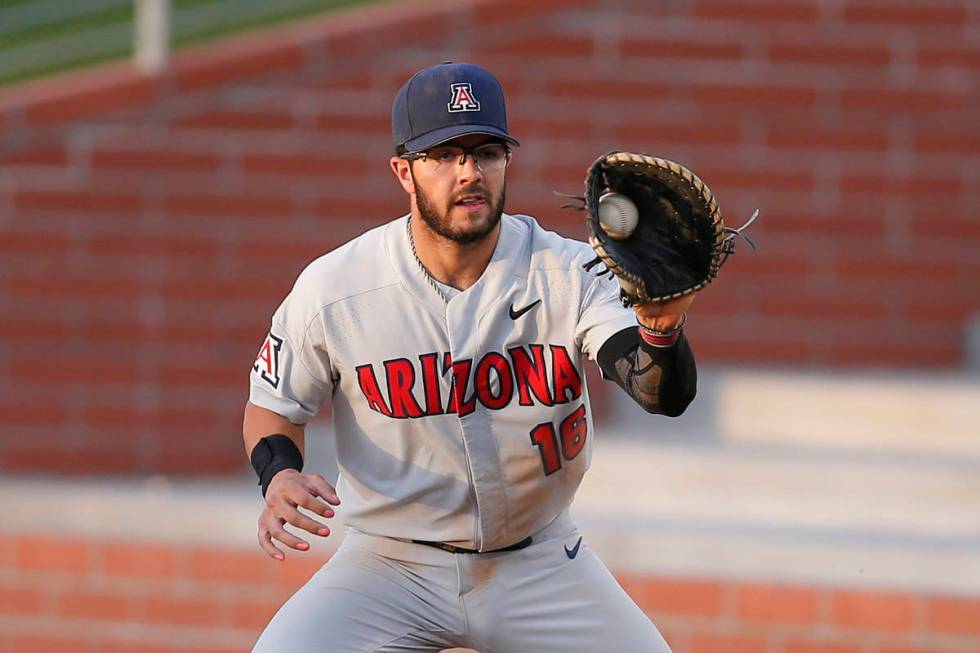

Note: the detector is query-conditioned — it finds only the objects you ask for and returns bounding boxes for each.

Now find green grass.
[0,0,383,87]
[1,6,131,47]
[171,0,384,46]
[0,0,43,8]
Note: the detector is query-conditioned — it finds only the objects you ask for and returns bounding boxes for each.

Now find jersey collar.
[384,213,528,322]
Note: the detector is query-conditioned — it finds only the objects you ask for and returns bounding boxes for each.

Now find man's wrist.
[637,313,687,348]
[250,434,304,497]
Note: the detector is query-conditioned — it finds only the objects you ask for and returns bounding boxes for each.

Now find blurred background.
[0,0,978,651]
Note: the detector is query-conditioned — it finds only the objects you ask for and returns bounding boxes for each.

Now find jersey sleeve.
[248,293,334,425]
[575,270,637,361]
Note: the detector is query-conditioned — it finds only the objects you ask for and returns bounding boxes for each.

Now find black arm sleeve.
[595,326,697,416]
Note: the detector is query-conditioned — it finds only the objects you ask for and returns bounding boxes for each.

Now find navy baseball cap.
[392,61,520,153]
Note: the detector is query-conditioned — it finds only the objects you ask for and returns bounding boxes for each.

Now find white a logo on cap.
[447,83,481,112]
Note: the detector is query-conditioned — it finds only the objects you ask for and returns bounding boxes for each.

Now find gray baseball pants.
[252,511,671,652]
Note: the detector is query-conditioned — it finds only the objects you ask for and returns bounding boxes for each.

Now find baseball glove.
[571,151,758,307]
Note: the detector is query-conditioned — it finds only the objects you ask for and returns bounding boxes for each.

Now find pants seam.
[454,553,472,641]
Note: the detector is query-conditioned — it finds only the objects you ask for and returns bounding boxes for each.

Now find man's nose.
[456,153,484,182]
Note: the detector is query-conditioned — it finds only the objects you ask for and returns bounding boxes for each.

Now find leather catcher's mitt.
[577,151,758,307]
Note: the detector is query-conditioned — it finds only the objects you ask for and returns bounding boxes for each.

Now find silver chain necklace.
[407,216,450,303]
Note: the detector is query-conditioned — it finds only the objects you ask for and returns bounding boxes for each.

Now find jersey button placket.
[445,298,485,551]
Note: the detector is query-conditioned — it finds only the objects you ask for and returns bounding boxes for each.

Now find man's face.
[406,135,509,245]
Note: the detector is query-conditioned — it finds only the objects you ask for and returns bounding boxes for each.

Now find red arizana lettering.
[355,344,583,419]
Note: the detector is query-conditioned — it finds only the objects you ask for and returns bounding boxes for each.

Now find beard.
[412,176,506,245]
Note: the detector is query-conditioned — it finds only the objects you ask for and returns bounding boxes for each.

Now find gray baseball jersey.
[249,213,635,551]
[249,212,677,652]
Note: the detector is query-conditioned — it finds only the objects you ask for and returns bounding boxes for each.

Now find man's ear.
[390,157,415,196]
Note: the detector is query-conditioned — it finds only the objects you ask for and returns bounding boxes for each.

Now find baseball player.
[245,61,697,653]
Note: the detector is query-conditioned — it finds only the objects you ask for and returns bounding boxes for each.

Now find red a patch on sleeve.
[253,333,284,389]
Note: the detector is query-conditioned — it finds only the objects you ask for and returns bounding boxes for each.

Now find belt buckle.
[436,542,470,554]
[412,540,476,554]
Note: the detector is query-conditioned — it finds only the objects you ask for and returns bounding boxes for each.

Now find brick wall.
[0,534,977,653]
[1,0,978,475]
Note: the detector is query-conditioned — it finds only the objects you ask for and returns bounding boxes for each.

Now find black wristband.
[250,434,304,497]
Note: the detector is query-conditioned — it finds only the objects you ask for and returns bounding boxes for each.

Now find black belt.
[411,536,532,554]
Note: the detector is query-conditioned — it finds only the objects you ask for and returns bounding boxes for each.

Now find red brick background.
[0,534,977,653]
[1,0,978,476]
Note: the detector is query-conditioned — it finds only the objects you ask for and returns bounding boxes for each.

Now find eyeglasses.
[401,142,511,173]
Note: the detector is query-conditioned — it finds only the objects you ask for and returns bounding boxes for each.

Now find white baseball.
[597,192,639,240]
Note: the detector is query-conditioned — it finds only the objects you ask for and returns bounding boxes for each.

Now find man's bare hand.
[633,294,695,331]
[257,469,341,561]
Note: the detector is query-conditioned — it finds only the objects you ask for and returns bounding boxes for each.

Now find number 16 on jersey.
[529,403,588,475]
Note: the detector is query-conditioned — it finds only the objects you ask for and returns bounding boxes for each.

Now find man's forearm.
[596,327,697,416]
[243,401,306,456]
[244,402,308,496]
